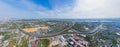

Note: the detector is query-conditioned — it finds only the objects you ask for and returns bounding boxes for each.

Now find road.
[62,24,103,35]
[16,22,75,38]
[16,22,103,38]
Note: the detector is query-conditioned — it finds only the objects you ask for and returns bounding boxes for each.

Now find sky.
[0,0,120,19]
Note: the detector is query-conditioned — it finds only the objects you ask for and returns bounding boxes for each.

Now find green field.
[37,39,50,47]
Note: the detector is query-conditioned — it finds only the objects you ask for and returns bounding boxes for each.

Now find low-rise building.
[0,36,4,43]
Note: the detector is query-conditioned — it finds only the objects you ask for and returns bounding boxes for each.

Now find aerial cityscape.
[0,0,120,47]
[0,19,119,47]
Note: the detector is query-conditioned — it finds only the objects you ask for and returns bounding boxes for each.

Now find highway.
[61,24,103,35]
[16,22,103,38]
[16,22,75,38]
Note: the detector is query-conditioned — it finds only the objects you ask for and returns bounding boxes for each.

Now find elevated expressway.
[62,24,103,35]
[16,22,103,38]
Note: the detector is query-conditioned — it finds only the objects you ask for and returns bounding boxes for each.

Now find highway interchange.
[16,22,103,38]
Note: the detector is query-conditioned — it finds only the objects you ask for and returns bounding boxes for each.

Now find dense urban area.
[0,19,120,47]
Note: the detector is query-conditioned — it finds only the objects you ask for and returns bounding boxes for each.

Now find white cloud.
[0,0,120,19]
[0,1,41,19]
[37,0,120,19]
[70,0,120,18]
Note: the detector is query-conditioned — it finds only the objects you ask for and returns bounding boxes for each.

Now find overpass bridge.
[61,24,103,35]
[16,22,103,38]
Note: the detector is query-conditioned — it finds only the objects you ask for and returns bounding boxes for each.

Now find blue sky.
[0,0,120,19]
